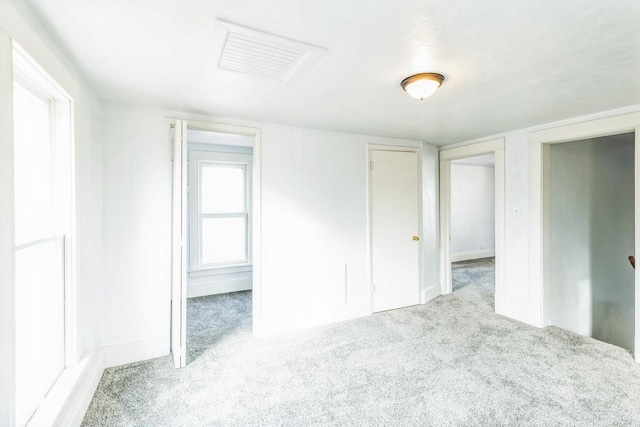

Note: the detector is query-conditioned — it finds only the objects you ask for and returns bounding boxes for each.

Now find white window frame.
[12,42,76,426]
[188,150,252,276]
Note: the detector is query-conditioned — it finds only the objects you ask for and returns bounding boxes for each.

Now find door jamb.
[439,138,506,313]
[367,144,423,314]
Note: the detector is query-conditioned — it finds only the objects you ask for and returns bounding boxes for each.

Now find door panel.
[172,120,187,368]
[371,150,420,312]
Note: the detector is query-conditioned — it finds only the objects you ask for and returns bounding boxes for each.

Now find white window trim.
[12,42,76,426]
[188,150,253,276]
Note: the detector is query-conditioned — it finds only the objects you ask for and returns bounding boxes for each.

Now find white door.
[171,120,187,368]
[371,149,420,312]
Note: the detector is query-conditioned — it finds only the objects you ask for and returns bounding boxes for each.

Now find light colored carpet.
[82,261,640,426]
[451,257,495,299]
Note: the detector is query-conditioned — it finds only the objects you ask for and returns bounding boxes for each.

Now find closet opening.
[545,132,635,351]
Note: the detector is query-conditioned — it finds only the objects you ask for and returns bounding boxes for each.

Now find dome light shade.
[400,73,445,100]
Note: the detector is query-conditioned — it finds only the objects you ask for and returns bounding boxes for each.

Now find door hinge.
[372,283,376,292]
[370,160,374,170]
[187,186,190,193]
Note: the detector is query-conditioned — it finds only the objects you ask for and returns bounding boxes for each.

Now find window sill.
[188,264,253,278]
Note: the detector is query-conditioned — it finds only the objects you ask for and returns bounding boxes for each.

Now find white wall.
[101,103,440,364]
[445,104,640,326]
[547,135,634,351]
[0,22,16,427]
[0,0,104,425]
[450,164,495,261]
[422,142,440,304]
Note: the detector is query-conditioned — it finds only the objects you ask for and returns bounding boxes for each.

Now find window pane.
[15,239,65,427]
[13,83,54,245]
[201,165,245,213]
[201,217,247,265]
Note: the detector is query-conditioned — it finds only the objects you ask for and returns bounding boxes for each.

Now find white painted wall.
[102,107,171,365]
[444,104,640,326]
[0,24,16,427]
[101,101,640,365]
[0,0,104,425]
[547,135,634,351]
[450,164,495,261]
[422,142,440,304]
[101,103,440,364]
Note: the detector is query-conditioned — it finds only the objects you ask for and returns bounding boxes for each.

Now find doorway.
[545,133,634,351]
[449,153,496,306]
[439,138,506,312]
[186,128,254,364]
[368,146,422,313]
[528,112,640,359]
[170,120,261,368]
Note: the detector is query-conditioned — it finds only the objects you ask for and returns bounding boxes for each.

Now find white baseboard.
[254,302,370,337]
[103,336,168,368]
[451,249,495,262]
[422,285,441,303]
[187,277,252,298]
[496,305,533,327]
[28,350,104,427]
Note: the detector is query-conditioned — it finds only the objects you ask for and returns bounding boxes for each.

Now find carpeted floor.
[82,261,640,426]
[451,257,495,297]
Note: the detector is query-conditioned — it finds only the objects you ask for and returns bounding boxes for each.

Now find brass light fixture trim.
[400,73,445,100]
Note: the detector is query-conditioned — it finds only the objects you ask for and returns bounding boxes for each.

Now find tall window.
[189,151,252,272]
[13,46,73,427]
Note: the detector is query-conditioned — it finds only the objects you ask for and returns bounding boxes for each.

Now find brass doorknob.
[412,236,419,241]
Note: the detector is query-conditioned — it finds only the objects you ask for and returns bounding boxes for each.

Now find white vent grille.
[217,19,326,84]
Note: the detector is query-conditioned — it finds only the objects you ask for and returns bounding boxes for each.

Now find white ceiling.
[452,153,495,167]
[24,0,640,146]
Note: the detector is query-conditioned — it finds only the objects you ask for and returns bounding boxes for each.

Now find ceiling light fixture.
[400,73,445,100]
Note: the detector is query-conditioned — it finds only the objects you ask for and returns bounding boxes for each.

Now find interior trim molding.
[187,277,252,298]
[451,249,495,263]
[103,336,168,368]
[255,302,370,337]
[422,285,440,304]
[27,350,104,427]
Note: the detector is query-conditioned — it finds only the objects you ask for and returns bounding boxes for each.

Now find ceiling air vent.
[217,19,326,84]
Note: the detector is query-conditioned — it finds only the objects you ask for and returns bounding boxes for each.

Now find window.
[189,151,252,273]
[13,45,74,427]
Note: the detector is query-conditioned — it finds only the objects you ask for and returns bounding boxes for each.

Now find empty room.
[1,0,640,426]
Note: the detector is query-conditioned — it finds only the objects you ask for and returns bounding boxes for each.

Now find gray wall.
[548,133,634,351]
